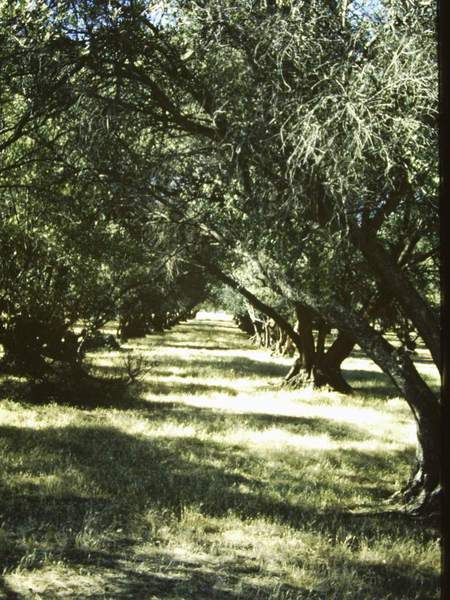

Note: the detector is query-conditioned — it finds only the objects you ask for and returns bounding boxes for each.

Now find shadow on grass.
[152,355,288,380]
[5,542,437,600]
[0,422,439,598]
[349,347,434,366]
[0,377,29,402]
[0,372,240,408]
[144,380,239,397]
[4,546,324,600]
[0,373,150,411]
[0,423,432,534]
[1,356,281,413]
[145,321,252,351]
[342,369,397,398]
[160,343,246,351]
[141,400,369,441]
[0,579,20,600]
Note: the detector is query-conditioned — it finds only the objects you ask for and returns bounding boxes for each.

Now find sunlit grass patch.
[0,314,440,599]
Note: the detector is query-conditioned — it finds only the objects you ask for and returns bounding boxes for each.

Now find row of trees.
[0,0,440,513]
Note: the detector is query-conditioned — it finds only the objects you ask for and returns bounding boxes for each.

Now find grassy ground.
[0,313,441,599]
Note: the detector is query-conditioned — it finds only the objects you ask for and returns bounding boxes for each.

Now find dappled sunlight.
[0,403,81,430]
[128,420,198,440]
[342,352,440,395]
[195,311,234,321]
[342,356,384,374]
[0,314,439,600]
[413,359,440,382]
[221,427,412,454]
[138,384,416,447]
[82,317,419,453]
[5,569,99,600]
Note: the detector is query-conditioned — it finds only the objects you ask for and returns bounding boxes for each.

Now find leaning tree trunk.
[303,294,441,512]
[373,346,441,515]
[350,225,441,373]
[205,260,441,512]
[263,275,442,514]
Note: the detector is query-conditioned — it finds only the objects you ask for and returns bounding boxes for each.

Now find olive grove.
[0,0,440,513]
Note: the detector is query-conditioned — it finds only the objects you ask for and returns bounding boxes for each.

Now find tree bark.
[295,304,315,376]
[271,277,441,512]
[314,332,355,393]
[284,305,355,392]
[246,304,264,345]
[315,323,330,363]
[284,330,354,393]
[350,225,441,372]
[325,311,440,509]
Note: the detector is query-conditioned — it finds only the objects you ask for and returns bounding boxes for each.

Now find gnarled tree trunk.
[284,305,354,392]
[285,329,354,393]
[313,332,355,393]
[297,290,441,513]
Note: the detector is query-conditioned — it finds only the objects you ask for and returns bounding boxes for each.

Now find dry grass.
[0,312,441,599]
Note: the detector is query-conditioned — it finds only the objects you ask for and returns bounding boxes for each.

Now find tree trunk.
[374,347,441,514]
[295,304,315,376]
[314,332,355,393]
[267,275,441,513]
[275,325,288,355]
[350,225,441,372]
[310,303,440,510]
[315,323,330,363]
[246,304,264,345]
[284,305,355,392]
[233,311,254,336]
[284,330,354,393]
[151,311,165,333]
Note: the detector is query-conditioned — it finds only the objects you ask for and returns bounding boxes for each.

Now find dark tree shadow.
[160,344,244,351]
[0,423,435,536]
[0,578,21,600]
[342,368,398,398]
[0,372,152,411]
[0,422,439,598]
[144,380,239,397]
[17,544,325,600]
[140,401,369,441]
[0,377,29,402]
[152,356,288,379]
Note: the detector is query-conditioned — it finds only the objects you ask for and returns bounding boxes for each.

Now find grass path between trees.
[0,313,440,599]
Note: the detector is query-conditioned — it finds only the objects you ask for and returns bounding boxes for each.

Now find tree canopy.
[0,0,440,513]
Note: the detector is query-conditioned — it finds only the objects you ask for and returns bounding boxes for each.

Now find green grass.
[0,313,441,599]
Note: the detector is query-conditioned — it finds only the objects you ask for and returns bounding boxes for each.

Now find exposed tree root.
[386,470,441,521]
[283,362,353,394]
